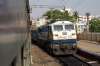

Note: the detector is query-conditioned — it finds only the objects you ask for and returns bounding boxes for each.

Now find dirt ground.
[31,43,63,66]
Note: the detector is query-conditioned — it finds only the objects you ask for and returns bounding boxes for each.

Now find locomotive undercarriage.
[53,43,77,55]
[37,38,77,55]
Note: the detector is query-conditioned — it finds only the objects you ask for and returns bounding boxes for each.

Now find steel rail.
[57,55,93,66]
[77,48,100,64]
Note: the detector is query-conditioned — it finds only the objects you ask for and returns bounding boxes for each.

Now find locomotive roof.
[48,21,74,26]
[38,20,74,29]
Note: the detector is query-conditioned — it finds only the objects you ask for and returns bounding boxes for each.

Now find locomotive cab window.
[65,25,74,30]
[53,25,63,31]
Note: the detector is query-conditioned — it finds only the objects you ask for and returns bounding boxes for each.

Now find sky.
[29,0,100,20]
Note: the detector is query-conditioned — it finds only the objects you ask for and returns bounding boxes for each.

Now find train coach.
[31,21,77,55]
[0,0,31,66]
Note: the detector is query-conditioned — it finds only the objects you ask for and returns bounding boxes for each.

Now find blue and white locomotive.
[31,20,77,55]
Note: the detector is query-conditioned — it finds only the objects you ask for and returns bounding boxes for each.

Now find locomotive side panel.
[31,29,38,42]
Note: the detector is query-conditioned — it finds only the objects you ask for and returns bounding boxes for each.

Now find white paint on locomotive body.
[48,21,76,41]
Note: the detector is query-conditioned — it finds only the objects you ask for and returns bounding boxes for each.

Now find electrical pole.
[86,12,90,33]
[63,5,65,21]
[76,18,79,34]
[50,8,54,19]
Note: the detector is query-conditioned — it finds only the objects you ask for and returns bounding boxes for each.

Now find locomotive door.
[47,26,52,41]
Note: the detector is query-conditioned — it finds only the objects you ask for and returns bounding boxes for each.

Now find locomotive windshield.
[54,25,63,31]
[65,25,74,30]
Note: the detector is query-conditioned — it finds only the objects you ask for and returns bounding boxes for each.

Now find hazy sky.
[29,0,100,19]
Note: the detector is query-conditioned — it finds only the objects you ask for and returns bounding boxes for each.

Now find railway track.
[58,55,93,66]
[77,48,100,64]
[56,47,100,66]
[32,41,100,66]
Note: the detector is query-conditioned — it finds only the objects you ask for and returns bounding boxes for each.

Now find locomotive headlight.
[72,33,75,35]
[55,34,58,36]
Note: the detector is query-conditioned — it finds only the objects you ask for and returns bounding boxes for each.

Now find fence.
[78,33,100,42]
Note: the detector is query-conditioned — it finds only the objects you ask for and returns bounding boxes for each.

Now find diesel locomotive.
[31,21,77,55]
[0,0,31,66]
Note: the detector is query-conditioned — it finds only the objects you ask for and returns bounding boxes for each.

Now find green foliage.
[89,18,100,32]
[43,9,63,20]
[43,10,79,23]
[72,11,79,22]
[43,10,51,18]
[64,11,74,21]
[73,11,79,20]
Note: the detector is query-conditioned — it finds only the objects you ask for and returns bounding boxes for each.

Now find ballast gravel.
[31,43,63,66]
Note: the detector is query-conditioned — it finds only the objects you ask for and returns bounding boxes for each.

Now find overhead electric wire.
[51,0,64,8]
[50,0,59,7]
[36,0,40,6]
[57,0,65,6]
[53,0,70,10]
[53,0,64,7]
[71,0,82,8]
[49,0,61,8]
[62,0,69,6]
[53,0,62,6]
[41,0,63,16]
[72,0,86,9]
[49,0,64,9]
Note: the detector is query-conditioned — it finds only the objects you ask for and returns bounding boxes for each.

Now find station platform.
[77,40,100,53]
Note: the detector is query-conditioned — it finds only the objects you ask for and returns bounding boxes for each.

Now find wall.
[78,33,100,42]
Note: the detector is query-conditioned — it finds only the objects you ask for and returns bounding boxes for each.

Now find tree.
[43,9,80,24]
[64,10,73,21]
[89,18,100,32]
[72,11,79,23]
[43,9,63,20]
[85,12,90,32]
[72,11,79,33]
[43,10,52,18]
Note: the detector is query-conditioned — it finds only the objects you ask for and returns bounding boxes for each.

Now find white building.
[38,17,46,26]
[79,15,95,22]
[60,8,72,13]
[77,22,86,33]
